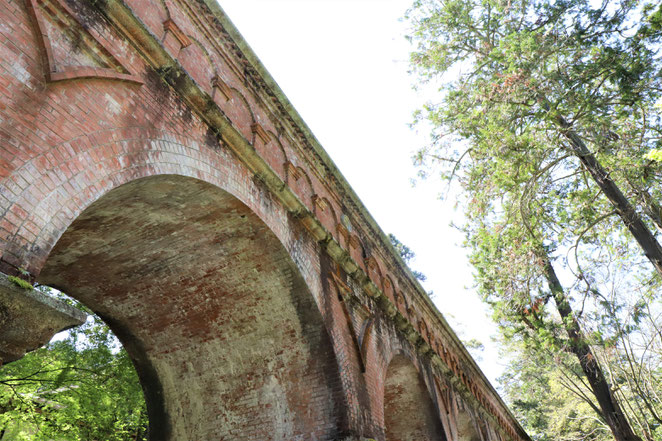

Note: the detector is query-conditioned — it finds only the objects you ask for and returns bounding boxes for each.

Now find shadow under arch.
[383,353,447,441]
[36,174,345,441]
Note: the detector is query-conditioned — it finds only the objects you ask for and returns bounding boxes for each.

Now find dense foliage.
[405,0,662,439]
[0,290,147,441]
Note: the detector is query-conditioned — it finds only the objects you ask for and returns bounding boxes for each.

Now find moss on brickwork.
[8,276,33,290]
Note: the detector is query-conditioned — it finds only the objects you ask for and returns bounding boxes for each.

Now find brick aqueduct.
[0,0,531,439]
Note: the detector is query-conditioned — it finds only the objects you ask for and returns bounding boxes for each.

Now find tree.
[405,0,662,440]
[500,295,662,441]
[499,338,613,441]
[0,289,147,440]
[389,233,427,282]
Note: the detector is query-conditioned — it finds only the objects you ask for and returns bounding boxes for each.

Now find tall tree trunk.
[631,184,662,234]
[539,249,643,441]
[553,115,662,276]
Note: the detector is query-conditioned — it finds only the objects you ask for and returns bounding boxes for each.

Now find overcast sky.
[218,0,506,384]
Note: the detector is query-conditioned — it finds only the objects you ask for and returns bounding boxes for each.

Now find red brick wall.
[38,175,347,440]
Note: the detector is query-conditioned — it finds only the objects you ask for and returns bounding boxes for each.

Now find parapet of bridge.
[0,0,531,439]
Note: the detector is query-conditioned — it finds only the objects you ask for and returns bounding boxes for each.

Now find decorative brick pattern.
[26,0,142,83]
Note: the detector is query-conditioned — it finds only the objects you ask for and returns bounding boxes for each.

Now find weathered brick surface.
[384,355,445,441]
[0,0,531,439]
[38,176,346,440]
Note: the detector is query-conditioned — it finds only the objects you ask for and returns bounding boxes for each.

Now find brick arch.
[177,35,216,94]
[383,353,447,441]
[348,234,367,273]
[0,129,305,275]
[313,195,338,238]
[365,322,443,437]
[35,174,347,441]
[0,128,249,275]
[253,129,287,180]
[365,255,384,291]
[337,222,350,250]
[219,87,255,141]
[0,129,368,437]
[394,290,408,317]
[285,162,314,210]
[382,274,396,304]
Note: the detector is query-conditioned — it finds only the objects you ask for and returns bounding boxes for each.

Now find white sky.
[218,0,505,384]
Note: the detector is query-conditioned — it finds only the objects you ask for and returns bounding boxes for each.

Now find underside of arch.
[37,174,345,441]
[383,354,446,441]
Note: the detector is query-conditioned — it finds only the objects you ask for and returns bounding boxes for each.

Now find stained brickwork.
[0,0,531,439]
[384,354,446,441]
[36,176,346,440]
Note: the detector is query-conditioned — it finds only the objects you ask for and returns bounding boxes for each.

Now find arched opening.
[383,354,446,441]
[36,174,345,440]
[0,288,148,440]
